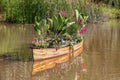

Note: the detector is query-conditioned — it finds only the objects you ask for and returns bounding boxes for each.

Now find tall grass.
[1,0,117,23]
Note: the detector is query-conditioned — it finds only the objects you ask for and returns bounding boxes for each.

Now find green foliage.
[1,0,55,23]
[48,14,75,38]
[1,0,119,23]
[100,6,120,19]
[33,17,49,48]
[75,9,88,24]
[0,0,97,23]
[34,17,48,35]
[102,0,120,9]
[32,10,88,48]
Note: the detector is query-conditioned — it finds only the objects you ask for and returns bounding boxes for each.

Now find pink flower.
[79,31,83,35]
[79,27,87,35]
[81,27,87,32]
[76,19,82,23]
[59,11,67,17]
[32,40,36,44]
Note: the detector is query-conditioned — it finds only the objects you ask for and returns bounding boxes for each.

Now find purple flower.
[76,19,82,23]
[59,11,67,17]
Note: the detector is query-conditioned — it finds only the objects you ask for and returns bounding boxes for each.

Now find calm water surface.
[0,20,120,80]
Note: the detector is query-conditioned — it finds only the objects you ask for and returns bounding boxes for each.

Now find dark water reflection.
[0,20,120,80]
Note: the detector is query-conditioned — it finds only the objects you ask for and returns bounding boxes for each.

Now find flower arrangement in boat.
[31,10,88,49]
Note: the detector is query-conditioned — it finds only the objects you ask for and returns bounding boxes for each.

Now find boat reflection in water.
[32,56,86,80]
[32,42,83,75]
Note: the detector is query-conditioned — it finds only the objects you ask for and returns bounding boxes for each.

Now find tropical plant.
[32,9,88,49]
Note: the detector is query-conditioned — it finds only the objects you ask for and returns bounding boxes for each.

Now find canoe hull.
[32,41,83,61]
[32,41,83,75]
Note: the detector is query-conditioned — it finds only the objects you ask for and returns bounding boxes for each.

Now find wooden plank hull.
[32,41,83,61]
[32,41,83,75]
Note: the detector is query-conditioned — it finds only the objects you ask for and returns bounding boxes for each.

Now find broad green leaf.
[35,16,40,26]
[58,14,63,25]
[84,16,88,22]
[34,26,41,35]
[53,15,59,32]
[62,22,75,31]
[65,19,68,23]
[67,22,75,27]
[75,9,79,20]
[79,13,83,20]
[48,18,53,27]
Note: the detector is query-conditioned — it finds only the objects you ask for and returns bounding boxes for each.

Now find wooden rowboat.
[32,41,83,61]
[32,41,83,75]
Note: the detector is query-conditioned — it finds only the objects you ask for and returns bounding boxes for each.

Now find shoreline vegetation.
[0,0,120,23]
[0,0,120,61]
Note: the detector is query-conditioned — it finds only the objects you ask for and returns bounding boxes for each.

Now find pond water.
[0,20,120,80]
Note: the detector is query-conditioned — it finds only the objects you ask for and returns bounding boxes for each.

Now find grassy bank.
[93,0,120,19]
[0,0,120,23]
[100,5,120,19]
[0,0,101,23]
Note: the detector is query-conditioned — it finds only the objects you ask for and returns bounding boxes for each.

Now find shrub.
[2,0,98,23]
